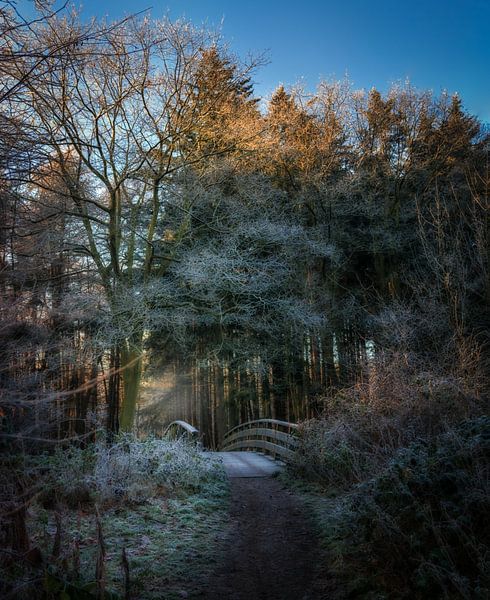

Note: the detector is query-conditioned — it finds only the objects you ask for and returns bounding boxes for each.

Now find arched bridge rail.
[162,420,200,441]
[220,419,299,463]
[162,418,299,464]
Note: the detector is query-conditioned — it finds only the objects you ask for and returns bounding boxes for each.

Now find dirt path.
[201,477,322,600]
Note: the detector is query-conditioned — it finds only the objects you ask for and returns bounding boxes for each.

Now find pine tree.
[184,46,259,159]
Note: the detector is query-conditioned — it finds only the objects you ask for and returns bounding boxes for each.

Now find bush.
[291,348,485,489]
[323,417,490,599]
[35,445,96,508]
[1,436,227,599]
[91,435,223,504]
[35,435,224,507]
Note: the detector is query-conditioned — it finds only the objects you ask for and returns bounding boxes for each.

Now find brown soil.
[200,477,324,600]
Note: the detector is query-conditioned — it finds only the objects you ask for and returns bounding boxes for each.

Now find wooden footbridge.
[162,419,299,478]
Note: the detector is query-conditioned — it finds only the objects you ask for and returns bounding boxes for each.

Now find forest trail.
[201,477,322,600]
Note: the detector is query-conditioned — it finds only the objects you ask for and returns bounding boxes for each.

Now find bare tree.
[19,14,261,430]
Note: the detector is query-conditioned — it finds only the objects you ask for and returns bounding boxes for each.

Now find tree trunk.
[106,347,121,435]
[119,338,143,431]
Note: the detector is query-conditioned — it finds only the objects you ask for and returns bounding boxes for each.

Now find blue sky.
[23,0,490,121]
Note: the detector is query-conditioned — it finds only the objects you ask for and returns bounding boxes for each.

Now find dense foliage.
[322,418,489,599]
[289,300,488,598]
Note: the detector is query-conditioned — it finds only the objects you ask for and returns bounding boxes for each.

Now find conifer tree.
[184,46,260,160]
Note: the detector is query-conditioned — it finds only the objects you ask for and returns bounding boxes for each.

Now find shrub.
[34,435,224,507]
[91,435,223,504]
[324,417,490,599]
[35,445,95,508]
[291,348,485,489]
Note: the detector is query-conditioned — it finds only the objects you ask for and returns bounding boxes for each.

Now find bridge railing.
[162,420,200,442]
[220,418,299,462]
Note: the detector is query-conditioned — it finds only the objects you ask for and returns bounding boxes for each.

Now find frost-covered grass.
[6,436,230,599]
[91,435,223,504]
[31,476,230,599]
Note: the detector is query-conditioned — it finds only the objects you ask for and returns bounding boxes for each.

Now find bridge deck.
[208,451,284,478]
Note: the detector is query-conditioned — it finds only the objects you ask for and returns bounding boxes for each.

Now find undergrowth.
[1,435,229,600]
[321,417,490,599]
[288,326,489,599]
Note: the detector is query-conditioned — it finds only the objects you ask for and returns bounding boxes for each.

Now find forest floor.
[26,477,232,600]
[200,476,327,600]
[15,451,330,599]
